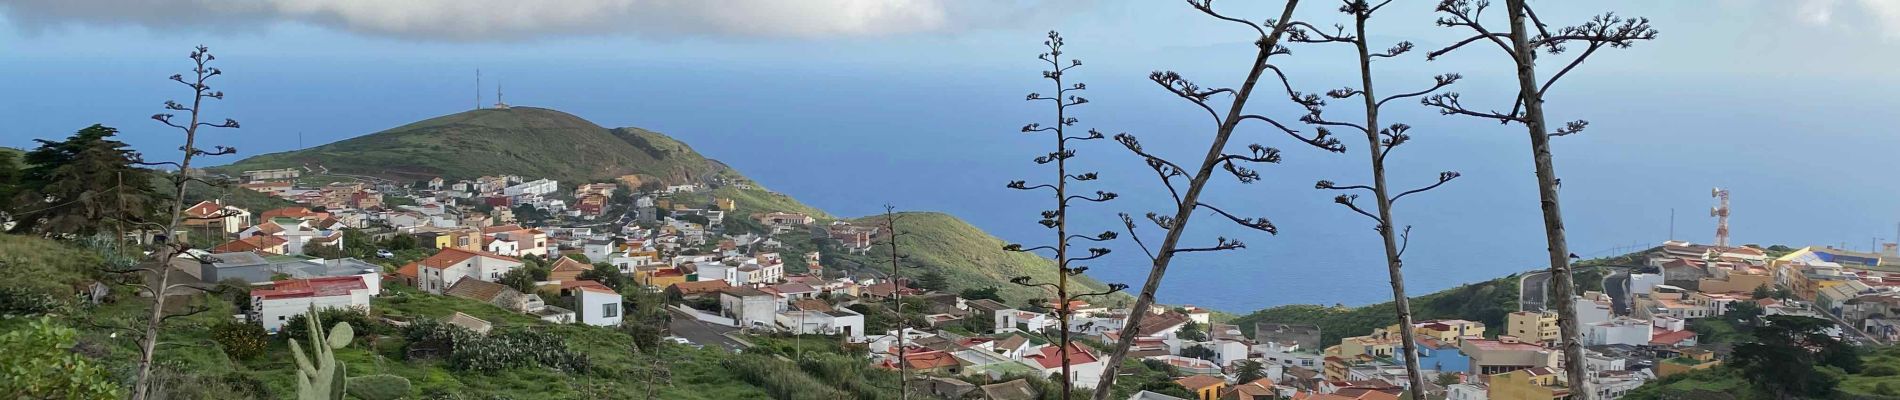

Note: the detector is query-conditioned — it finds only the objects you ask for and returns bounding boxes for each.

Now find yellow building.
[1404,319,1487,344]
[1487,367,1570,400]
[634,265,688,289]
[1507,311,1560,343]
[1175,375,1227,400]
[1656,349,1719,378]
[715,198,737,212]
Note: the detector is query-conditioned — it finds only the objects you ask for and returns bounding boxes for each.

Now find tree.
[1234,360,1267,384]
[915,270,949,291]
[125,45,246,400]
[1751,284,1772,300]
[499,268,538,292]
[1731,315,1856,398]
[1004,31,1131,400]
[1424,2,1657,396]
[579,264,628,292]
[1287,4,1465,396]
[9,125,164,235]
[960,286,1004,302]
[0,149,19,218]
[0,317,121,399]
[1177,321,1208,341]
[1093,2,1338,397]
[210,320,268,360]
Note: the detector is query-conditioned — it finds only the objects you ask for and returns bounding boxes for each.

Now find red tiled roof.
[252,275,366,300]
[669,280,731,295]
[418,248,520,270]
[214,235,287,253]
[895,350,960,370]
[1175,374,1226,391]
[1025,343,1099,369]
[1651,329,1697,346]
[562,280,618,295]
[184,201,222,218]
[397,262,419,279]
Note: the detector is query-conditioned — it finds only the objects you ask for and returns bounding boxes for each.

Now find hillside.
[838,212,1126,306]
[217,107,725,185]
[214,107,1115,307]
[1231,258,1626,347]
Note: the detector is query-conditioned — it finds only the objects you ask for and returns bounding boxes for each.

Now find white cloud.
[0,0,1059,40]
[1794,0,1900,39]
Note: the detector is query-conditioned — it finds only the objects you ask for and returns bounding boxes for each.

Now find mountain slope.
[219,107,724,184]
[217,107,1115,307]
[841,212,1126,306]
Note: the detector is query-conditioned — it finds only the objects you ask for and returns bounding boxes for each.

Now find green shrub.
[1862,364,1900,377]
[0,317,120,399]
[283,308,384,343]
[0,285,63,317]
[211,320,269,360]
[347,374,413,400]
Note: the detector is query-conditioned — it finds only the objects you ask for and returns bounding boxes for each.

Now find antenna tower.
[1710,187,1731,248]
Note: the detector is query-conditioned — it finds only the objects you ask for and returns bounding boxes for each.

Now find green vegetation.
[1233,274,1519,346]
[1628,315,1870,400]
[835,212,1125,306]
[218,107,727,185]
[0,316,121,399]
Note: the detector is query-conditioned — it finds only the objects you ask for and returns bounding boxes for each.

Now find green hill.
[1231,258,1625,347]
[217,107,725,185]
[836,212,1126,306]
[215,107,1115,307]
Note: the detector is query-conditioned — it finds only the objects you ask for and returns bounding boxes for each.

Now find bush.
[0,286,63,317]
[1862,364,1899,377]
[283,308,383,343]
[0,317,120,399]
[403,320,590,373]
[210,320,269,360]
[348,374,414,400]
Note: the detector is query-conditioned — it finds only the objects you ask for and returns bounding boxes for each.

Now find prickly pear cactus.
[291,306,353,400]
[347,374,412,400]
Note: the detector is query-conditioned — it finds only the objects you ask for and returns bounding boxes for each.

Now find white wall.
[254,292,369,332]
[576,290,623,327]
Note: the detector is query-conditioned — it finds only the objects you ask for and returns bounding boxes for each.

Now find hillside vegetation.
[218,107,725,185]
[839,212,1126,306]
[0,234,841,399]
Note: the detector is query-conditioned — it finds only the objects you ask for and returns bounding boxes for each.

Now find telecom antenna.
[476,69,483,110]
[493,80,509,109]
[1710,187,1730,248]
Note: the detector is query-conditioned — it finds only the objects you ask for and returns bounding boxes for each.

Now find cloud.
[0,0,1059,41]
[1794,0,1900,39]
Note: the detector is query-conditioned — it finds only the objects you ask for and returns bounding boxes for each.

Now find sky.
[4,0,1899,312]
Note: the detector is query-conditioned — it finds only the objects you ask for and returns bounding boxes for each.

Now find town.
[133,163,1898,400]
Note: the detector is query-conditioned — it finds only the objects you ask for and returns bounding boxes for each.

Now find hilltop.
[218,107,725,185]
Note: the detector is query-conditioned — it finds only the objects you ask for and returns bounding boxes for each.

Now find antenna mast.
[1710,188,1730,248]
[476,69,483,110]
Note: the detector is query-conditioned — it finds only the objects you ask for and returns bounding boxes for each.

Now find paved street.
[1520,270,1551,312]
[1603,268,1631,315]
[667,309,747,352]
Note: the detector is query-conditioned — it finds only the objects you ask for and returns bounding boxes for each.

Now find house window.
[603,303,620,318]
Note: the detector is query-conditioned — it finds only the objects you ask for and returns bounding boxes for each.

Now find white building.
[1628,273,1665,295]
[1583,317,1655,346]
[1022,343,1106,389]
[406,248,524,295]
[776,309,868,342]
[1447,383,1489,400]
[503,179,558,197]
[720,287,782,329]
[562,280,623,327]
[251,275,373,332]
[996,309,1051,333]
[1576,292,1615,326]
[582,240,616,263]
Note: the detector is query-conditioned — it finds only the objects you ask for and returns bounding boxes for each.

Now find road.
[1603,269,1631,315]
[667,309,747,352]
[1520,270,1551,312]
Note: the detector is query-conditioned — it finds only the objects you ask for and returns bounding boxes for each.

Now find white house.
[503,178,558,197]
[486,238,520,256]
[720,287,782,329]
[996,309,1051,333]
[776,308,868,342]
[582,240,616,263]
[1022,343,1106,389]
[402,248,524,295]
[1583,317,1654,346]
[562,280,623,327]
[251,275,373,332]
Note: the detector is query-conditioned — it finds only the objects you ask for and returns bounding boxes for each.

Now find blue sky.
[4,0,1899,311]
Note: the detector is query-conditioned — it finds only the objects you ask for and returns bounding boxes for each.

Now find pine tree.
[10,125,163,235]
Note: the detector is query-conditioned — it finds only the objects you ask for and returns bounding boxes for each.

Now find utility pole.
[883,205,908,400]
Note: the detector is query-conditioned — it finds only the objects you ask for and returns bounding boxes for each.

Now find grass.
[217,107,726,185]
[0,234,797,399]
[836,211,1127,307]
[1231,274,1519,347]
